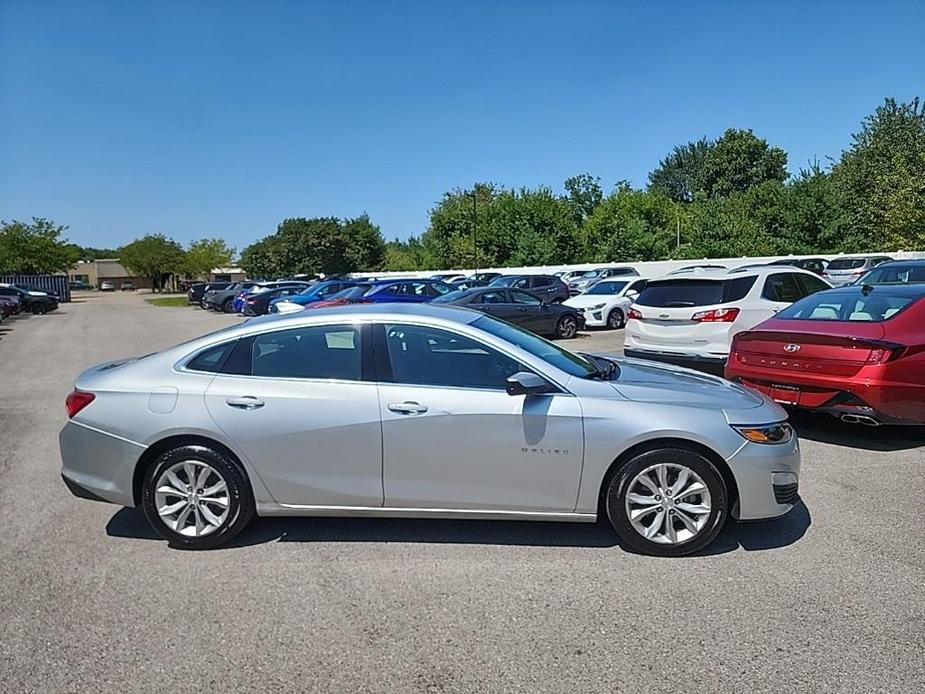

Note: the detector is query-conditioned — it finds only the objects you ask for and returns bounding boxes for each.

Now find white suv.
[564,277,649,329]
[624,268,830,370]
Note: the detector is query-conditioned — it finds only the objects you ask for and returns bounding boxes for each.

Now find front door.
[204,323,383,507]
[375,322,584,512]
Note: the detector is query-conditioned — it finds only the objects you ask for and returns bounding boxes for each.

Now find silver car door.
[375,322,583,512]
[204,323,383,507]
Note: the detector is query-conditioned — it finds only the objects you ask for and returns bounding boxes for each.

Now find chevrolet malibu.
[60,304,800,557]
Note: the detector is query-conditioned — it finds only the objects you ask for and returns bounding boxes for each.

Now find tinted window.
[828,258,866,270]
[796,274,831,295]
[250,326,361,380]
[777,291,918,322]
[432,290,469,303]
[489,276,518,287]
[473,315,597,378]
[859,264,925,285]
[762,274,803,302]
[476,291,506,304]
[427,282,453,296]
[384,324,523,389]
[513,277,530,289]
[186,342,235,372]
[636,277,756,308]
[511,290,541,305]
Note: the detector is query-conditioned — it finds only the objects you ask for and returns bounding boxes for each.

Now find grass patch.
[146,296,189,307]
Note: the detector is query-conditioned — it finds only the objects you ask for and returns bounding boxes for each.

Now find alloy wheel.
[154,460,230,537]
[557,316,577,339]
[624,462,712,545]
[607,309,624,329]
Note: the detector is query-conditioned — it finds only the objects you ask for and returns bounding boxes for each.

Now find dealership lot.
[1,292,924,692]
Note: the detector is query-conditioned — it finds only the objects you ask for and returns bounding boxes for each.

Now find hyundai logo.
[783,344,801,353]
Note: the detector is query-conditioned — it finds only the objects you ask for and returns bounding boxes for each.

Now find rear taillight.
[692,307,740,323]
[866,346,906,364]
[627,307,643,320]
[65,390,95,418]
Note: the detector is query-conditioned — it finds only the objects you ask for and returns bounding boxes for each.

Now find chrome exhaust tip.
[840,413,881,427]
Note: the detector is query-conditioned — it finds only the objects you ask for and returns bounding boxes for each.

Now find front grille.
[773,483,799,505]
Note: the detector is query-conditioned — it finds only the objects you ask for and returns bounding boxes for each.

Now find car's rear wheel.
[141,444,255,550]
[556,315,578,339]
[606,308,625,329]
[31,303,46,315]
[222,298,235,313]
[605,448,727,557]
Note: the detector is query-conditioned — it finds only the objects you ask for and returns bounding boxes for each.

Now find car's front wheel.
[606,308,625,329]
[31,303,47,315]
[555,314,579,339]
[141,444,255,550]
[605,448,728,557]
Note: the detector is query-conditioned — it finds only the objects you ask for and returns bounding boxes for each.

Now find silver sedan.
[60,304,800,557]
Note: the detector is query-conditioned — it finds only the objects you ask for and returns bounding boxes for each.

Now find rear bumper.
[59,421,144,507]
[624,348,727,375]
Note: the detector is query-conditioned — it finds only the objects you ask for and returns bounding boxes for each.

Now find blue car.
[268,280,364,313]
[361,278,454,303]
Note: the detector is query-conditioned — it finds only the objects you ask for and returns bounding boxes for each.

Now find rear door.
[375,322,584,512]
[204,323,383,507]
[761,273,804,315]
[469,289,511,321]
[509,290,547,332]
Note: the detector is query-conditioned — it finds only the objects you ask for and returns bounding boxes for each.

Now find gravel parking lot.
[1,292,923,693]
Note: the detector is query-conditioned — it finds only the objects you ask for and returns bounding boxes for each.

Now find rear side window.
[636,276,756,308]
[762,274,803,302]
[777,292,918,321]
[186,342,236,373]
[224,325,363,380]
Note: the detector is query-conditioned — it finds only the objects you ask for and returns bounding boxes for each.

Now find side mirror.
[625,290,639,299]
[505,371,550,396]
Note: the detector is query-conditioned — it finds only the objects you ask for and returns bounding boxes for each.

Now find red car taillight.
[627,307,643,320]
[866,346,907,364]
[65,390,95,418]
[692,307,740,323]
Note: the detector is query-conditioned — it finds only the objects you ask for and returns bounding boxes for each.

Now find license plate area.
[770,384,800,405]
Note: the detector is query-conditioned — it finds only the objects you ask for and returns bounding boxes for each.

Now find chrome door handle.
[226,396,265,410]
[387,401,428,414]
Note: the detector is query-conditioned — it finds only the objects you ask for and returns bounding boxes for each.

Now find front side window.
[473,315,597,378]
[796,274,830,296]
[247,325,362,380]
[475,291,506,304]
[762,274,803,303]
[586,280,629,295]
[384,323,524,389]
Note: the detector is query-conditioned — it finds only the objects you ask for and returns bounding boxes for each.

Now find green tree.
[648,138,713,202]
[583,185,679,262]
[183,238,235,279]
[0,218,80,274]
[682,184,784,258]
[422,183,502,269]
[67,245,119,261]
[701,128,788,198]
[783,163,841,253]
[495,187,581,266]
[564,173,603,226]
[383,237,428,271]
[119,234,186,291]
[343,215,387,271]
[833,97,925,251]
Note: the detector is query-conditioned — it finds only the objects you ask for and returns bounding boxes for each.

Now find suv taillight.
[65,390,95,418]
[692,307,740,323]
[627,307,643,320]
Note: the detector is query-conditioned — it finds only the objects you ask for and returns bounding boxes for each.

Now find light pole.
[471,189,478,274]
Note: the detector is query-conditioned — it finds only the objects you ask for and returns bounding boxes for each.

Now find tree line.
[2,97,922,279]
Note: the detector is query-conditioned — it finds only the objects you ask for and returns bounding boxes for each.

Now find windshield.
[828,258,866,270]
[857,264,925,285]
[586,281,628,295]
[330,285,372,300]
[472,315,597,377]
[777,290,917,321]
[579,270,602,278]
[432,290,469,303]
[489,276,519,287]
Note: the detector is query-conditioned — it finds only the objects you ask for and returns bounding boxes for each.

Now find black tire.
[555,314,579,339]
[606,308,625,330]
[31,303,47,315]
[222,298,235,313]
[141,444,255,550]
[605,447,728,557]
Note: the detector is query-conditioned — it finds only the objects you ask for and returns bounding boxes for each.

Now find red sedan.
[726,284,925,425]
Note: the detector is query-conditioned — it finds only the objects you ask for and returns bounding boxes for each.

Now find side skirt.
[256,504,598,523]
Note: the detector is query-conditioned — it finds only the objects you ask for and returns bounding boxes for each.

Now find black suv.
[488,274,570,303]
[0,285,59,315]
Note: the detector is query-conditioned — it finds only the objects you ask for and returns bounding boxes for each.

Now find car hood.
[608,357,767,413]
[565,294,618,308]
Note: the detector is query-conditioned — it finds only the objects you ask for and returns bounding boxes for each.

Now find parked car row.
[0,282,59,318]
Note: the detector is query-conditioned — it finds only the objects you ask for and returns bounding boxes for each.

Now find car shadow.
[106,500,811,557]
[790,410,925,451]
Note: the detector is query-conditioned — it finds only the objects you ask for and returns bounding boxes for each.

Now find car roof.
[820,283,925,297]
[867,258,925,267]
[652,266,819,282]
[243,302,482,331]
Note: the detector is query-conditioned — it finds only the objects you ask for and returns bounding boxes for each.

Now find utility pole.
[676,213,681,249]
[471,189,478,274]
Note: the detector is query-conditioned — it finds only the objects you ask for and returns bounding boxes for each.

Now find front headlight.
[586,303,606,311]
[732,422,794,444]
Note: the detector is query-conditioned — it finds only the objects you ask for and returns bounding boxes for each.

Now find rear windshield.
[827,258,866,270]
[777,291,918,321]
[859,264,925,285]
[635,277,756,308]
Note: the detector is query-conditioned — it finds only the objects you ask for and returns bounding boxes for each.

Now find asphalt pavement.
[1,292,923,693]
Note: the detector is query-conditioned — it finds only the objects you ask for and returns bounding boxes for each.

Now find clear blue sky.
[1,0,922,250]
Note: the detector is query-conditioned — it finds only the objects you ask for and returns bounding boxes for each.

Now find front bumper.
[727,436,801,521]
[60,421,144,507]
